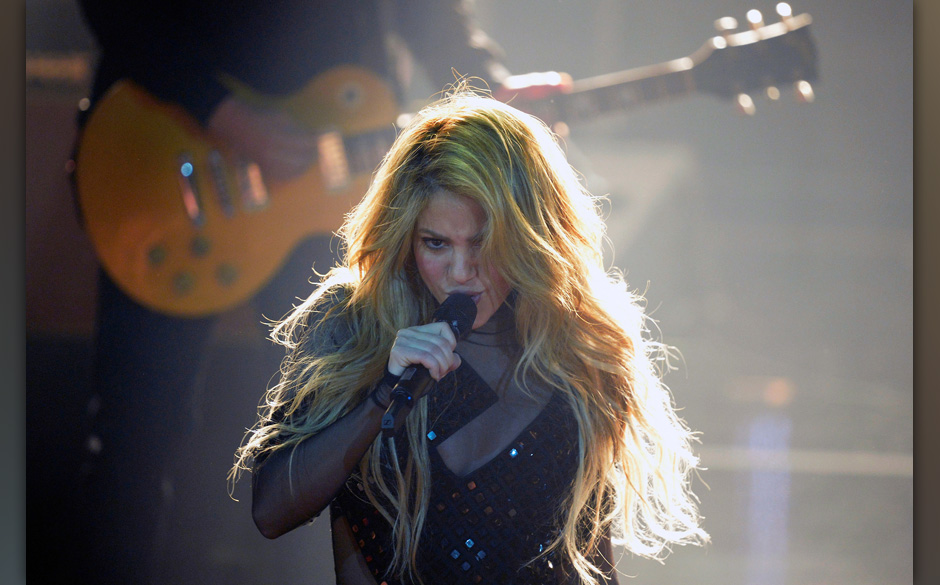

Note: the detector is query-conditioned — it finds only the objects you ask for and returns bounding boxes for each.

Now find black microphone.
[381,293,477,437]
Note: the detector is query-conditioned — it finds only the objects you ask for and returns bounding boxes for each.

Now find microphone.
[381,293,477,437]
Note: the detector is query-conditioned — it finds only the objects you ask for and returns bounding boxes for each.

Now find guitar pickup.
[177,152,205,227]
[207,149,236,217]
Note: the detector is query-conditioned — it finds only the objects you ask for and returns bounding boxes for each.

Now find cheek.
[413,247,445,295]
[483,266,512,302]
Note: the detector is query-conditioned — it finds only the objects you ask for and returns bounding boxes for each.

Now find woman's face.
[413,189,511,329]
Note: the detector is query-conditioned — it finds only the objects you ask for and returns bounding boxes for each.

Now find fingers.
[387,322,460,380]
[245,113,320,181]
[207,96,319,181]
[256,145,317,181]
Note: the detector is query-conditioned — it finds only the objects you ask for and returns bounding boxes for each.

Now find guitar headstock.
[692,3,818,114]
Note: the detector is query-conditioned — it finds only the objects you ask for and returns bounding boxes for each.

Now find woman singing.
[231,89,708,584]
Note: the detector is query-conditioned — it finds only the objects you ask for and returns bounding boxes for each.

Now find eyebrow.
[415,227,485,242]
[415,227,446,238]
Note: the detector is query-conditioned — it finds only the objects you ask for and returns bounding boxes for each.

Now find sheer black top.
[330,314,578,585]
[331,340,581,584]
[253,300,600,584]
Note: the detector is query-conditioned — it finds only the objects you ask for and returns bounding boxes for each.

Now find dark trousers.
[70,235,336,584]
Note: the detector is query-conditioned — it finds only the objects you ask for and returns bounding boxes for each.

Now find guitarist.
[66,2,553,583]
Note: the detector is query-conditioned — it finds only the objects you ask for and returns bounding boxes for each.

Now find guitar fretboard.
[345,125,398,176]
[552,64,695,123]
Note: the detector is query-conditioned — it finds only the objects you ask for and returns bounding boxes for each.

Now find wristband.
[369,368,401,409]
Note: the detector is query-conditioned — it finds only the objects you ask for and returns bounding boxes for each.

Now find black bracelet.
[370,388,390,410]
[380,367,401,388]
[369,368,401,410]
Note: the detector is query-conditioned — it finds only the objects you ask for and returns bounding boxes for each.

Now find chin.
[471,304,495,329]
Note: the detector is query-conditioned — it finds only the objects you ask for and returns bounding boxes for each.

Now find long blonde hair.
[232,89,708,584]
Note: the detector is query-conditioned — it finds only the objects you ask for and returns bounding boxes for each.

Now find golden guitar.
[75,9,816,317]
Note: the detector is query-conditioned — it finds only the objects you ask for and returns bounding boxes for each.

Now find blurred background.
[23,1,914,584]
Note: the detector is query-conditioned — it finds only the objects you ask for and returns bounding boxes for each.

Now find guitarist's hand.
[208,95,320,183]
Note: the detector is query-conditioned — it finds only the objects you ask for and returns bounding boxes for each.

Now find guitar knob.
[173,272,196,295]
[190,235,211,258]
[147,244,168,267]
[735,93,756,116]
[746,9,765,31]
[216,263,239,286]
[766,86,781,101]
[794,80,815,103]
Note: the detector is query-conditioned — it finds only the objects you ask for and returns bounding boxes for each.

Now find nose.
[450,249,477,283]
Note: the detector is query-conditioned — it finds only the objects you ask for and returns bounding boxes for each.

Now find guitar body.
[75,66,399,317]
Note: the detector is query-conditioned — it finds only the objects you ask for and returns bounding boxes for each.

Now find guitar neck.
[514,11,817,125]
[553,61,696,123]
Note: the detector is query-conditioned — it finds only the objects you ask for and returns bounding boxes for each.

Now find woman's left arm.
[593,535,621,585]
[555,533,621,585]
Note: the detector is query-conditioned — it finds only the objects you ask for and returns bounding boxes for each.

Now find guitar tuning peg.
[746,9,765,30]
[736,93,756,116]
[714,16,738,37]
[794,80,815,103]
[776,2,795,28]
[766,86,781,101]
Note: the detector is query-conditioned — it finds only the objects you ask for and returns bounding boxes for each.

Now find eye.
[422,237,446,250]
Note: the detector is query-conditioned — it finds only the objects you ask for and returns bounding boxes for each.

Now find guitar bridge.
[317,129,350,191]
[236,160,269,211]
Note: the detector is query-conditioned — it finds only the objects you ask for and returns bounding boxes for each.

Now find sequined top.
[331,357,581,584]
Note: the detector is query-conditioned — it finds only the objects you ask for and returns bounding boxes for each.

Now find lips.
[449,291,482,304]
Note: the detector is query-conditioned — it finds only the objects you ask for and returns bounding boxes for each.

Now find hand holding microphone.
[381,293,477,437]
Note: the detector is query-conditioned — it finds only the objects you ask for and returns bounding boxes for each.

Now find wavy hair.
[232,89,708,584]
